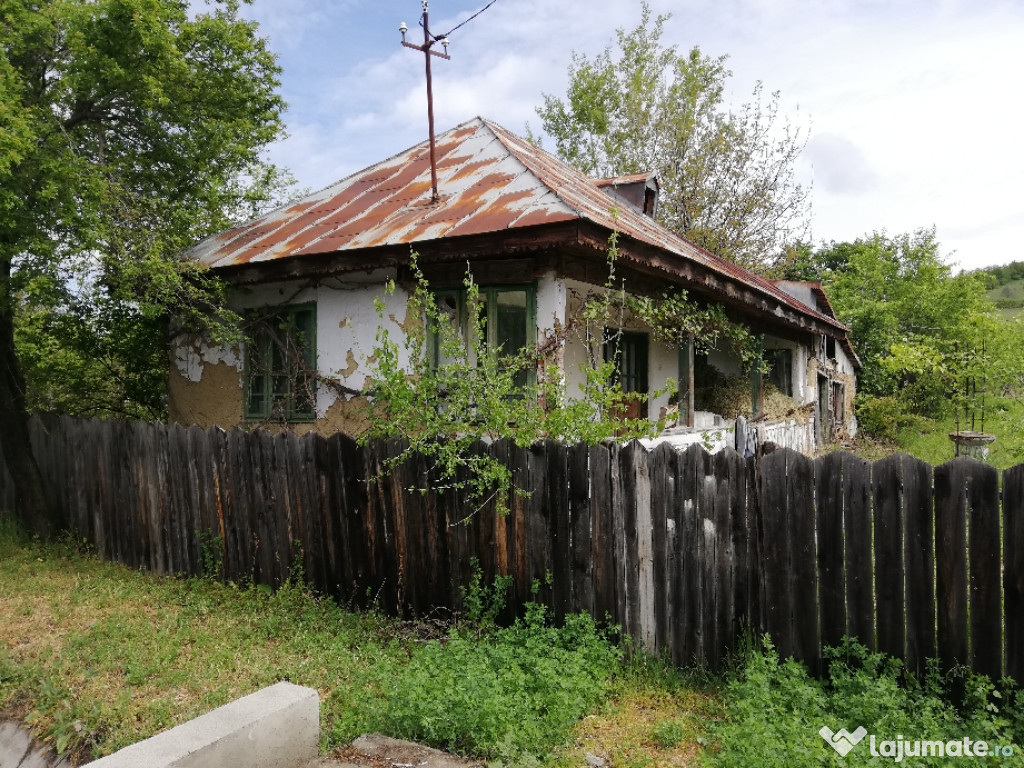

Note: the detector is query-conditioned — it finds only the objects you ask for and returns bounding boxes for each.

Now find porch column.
[751,336,764,419]
[678,336,694,427]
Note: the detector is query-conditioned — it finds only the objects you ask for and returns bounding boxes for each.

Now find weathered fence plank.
[569,442,595,617]
[1006,464,1024,684]
[934,458,971,675]
[589,443,616,626]
[758,449,795,661]
[648,442,675,658]
[844,454,874,651]
[873,453,905,662]
[901,453,935,679]
[547,440,572,624]
[677,444,705,667]
[788,450,819,671]
[966,460,1001,681]
[815,452,847,651]
[713,449,745,667]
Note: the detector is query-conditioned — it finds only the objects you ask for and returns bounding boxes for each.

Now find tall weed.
[706,637,1024,767]
[376,602,621,765]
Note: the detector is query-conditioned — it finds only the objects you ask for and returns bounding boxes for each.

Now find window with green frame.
[244,303,317,422]
[428,285,536,388]
[605,329,649,394]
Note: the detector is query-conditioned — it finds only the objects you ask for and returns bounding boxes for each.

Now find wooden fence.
[1,415,1021,682]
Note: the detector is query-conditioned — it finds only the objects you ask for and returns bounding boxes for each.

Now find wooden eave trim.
[572,220,849,339]
[209,221,583,286]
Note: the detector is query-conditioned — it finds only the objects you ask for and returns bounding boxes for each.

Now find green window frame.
[428,284,537,388]
[244,303,317,422]
[605,329,649,393]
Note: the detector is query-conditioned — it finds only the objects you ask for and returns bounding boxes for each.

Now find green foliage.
[814,229,999,418]
[977,259,1024,289]
[706,637,1024,768]
[376,603,622,764]
[535,2,810,271]
[458,559,512,628]
[363,240,767,515]
[198,531,224,581]
[651,718,688,748]
[363,249,660,516]
[854,395,926,442]
[1,0,290,419]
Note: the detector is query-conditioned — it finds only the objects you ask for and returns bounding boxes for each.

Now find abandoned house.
[170,117,859,453]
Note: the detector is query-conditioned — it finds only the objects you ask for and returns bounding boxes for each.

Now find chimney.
[594,172,660,218]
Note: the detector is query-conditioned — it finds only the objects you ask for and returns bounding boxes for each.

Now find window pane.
[244,304,317,422]
[494,289,529,387]
[430,292,462,368]
[494,290,528,354]
[605,331,648,394]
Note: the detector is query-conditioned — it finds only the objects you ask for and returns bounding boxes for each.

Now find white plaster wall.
[835,344,858,376]
[535,270,566,341]
[172,270,413,419]
[174,269,569,421]
[648,338,678,420]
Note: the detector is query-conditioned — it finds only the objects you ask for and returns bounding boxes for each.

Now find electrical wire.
[440,0,502,39]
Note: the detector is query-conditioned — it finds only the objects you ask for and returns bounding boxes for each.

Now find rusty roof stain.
[186,117,844,332]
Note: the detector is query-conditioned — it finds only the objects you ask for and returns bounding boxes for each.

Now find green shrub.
[376,603,621,764]
[855,395,926,441]
[706,637,1024,767]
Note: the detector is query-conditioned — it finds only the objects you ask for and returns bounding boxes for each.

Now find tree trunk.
[0,265,54,537]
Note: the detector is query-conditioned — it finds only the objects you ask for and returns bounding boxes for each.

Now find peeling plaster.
[172,335,242,383]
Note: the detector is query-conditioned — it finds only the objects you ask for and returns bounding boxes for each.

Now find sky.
[230,0,1024,272]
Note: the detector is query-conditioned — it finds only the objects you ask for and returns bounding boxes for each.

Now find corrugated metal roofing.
[186,117,844,332]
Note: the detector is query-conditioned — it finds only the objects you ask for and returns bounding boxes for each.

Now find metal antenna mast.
[399,2,450,202]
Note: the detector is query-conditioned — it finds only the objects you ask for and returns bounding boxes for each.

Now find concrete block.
[88,682,318,768]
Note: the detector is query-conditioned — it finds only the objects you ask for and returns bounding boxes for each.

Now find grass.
[892,396,1024,470]
[987,278,1024,320]
[838,395,1024,470]
[0,519,713,766]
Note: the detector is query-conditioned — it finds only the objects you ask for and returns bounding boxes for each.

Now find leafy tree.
[817,229,996,416]
[534,3,810,271]
[0,0,287,533]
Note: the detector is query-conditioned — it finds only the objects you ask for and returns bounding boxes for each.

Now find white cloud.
[240,0,1024,270]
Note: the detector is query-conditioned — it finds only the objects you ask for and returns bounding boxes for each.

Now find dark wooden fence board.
[758,449,794,660]
[844,454,874,651]
[678,444,706,666]
[787,450,819,672]
[547,440,572,623]
[649,443,675,657]
[4,416,1024,683]
[901,453,935,678]
[590,443,616,626]
[569,443,595,617]
[934,459,970,674]
[714,449,745,664]
[697,446,720,669]
[1005,464,1024,684]
[816,452,847,651]
[873,453,905,662]
[966,460,1001,681]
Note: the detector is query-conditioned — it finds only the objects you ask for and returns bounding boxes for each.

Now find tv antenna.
[399,1,450,202]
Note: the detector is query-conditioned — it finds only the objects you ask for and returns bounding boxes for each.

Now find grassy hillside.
[978,260,1024,319]
[986,278,1024,319]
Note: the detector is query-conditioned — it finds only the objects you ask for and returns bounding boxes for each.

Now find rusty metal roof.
[187,117,845,333]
